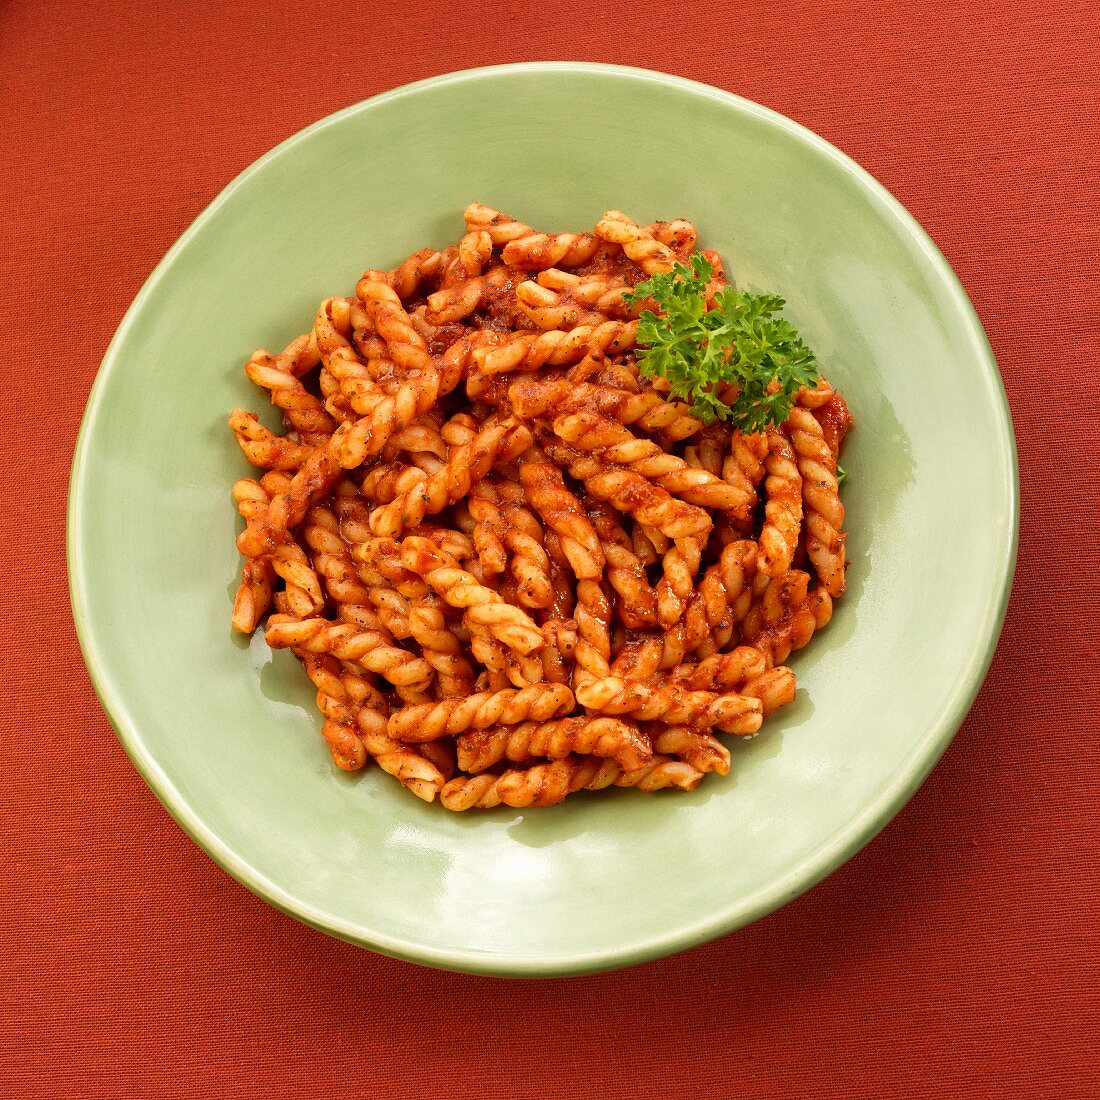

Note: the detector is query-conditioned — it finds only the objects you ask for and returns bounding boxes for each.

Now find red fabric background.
[2,1,1096,1095]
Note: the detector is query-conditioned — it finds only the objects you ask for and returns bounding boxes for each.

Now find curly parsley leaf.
[836,463,848,486]
[622,254,820,431]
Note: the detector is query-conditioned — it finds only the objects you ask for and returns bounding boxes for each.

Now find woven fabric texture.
[1,1,1096,1096]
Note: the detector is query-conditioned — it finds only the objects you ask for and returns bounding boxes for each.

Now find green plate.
[68,63,1017,976]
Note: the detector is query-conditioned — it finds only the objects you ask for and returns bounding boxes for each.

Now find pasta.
[228,204,852,810]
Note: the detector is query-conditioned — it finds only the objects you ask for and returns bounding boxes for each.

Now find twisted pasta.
[231,559,273,634]
[439,753,703,811]
[387,684,575,741]
[229,409,313,471]
[594,210,677,275]
[302,505,372,607]
[232,477,321,620]
[474,321,638,376]
[329,335,484,468]
[655,536,705,628]
[541,439,712,541]
[426,266,511,324]
[758,428,803,577]
[243,335,334,444]
[355,537,478,697]
[518,453,605,579]
[666,646,768,692]
[574,675,763,735]
[742,666,798,715]
[369,417,532,536]
[724,429,768,498]
[788,407,847,596]
[265,613,434,690]
[227,204,851,808]
[467,480,509,575]
[586,499,659,629]
[494,481,555,611]
[442,231,494,285]
[551,410,747,511]
[514,279,589,331]
[463,202,535,244]
[533,268,638,319]
[745,581,834,667]
[299,654,448,801]
[646,218,698,253]
[502,232,599,270]
[383,247,444,301]
[400,536,545,657]
[663,539,759,659]
[509,378,703,440]
[572,578,613,692]
[651,726,731,775]
[456,717,652,773]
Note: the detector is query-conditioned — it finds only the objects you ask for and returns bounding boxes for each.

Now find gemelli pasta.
[229,204,852,810]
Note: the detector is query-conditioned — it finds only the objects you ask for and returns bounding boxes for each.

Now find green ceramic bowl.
[68,63,1017,976]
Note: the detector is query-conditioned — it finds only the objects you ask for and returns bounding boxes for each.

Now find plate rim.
[66,60,1020,977]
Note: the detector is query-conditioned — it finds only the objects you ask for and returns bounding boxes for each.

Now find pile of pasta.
[229,204,851,811]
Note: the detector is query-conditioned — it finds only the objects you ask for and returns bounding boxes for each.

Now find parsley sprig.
[622,254,820,432]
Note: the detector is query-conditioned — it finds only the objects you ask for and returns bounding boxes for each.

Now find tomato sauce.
[816,392,853,455]
[470,269,539,333]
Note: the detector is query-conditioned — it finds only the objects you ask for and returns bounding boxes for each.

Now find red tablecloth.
[3,2,1095,1095]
